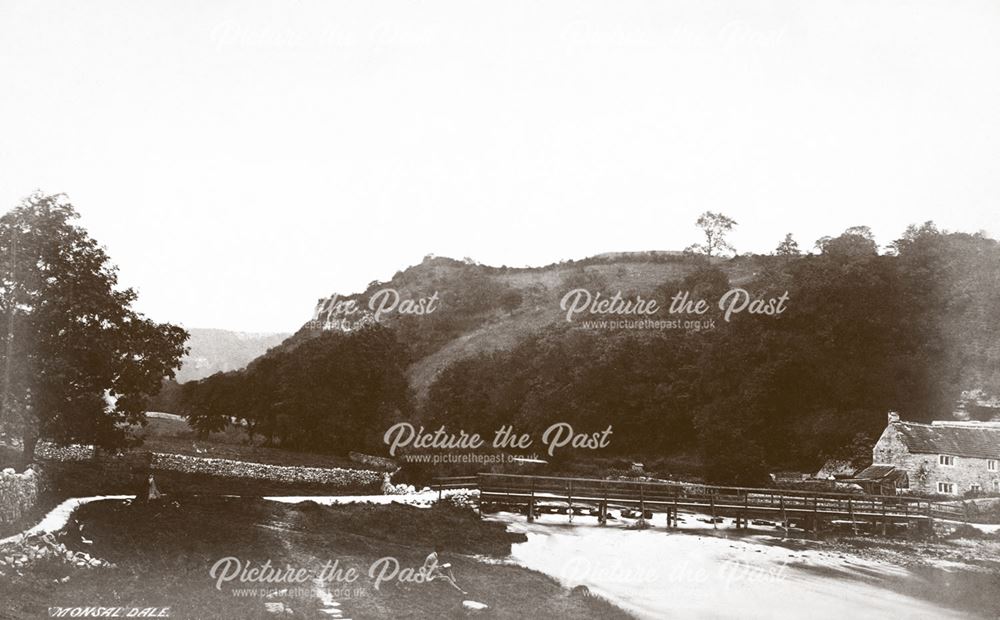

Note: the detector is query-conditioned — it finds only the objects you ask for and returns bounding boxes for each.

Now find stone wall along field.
[12,441,381,489]
[152,453,383,486]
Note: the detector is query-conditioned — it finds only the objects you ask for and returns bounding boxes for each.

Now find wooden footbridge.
[434,473,969,532]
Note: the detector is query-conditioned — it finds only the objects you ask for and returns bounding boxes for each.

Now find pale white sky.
[1,1,998,332]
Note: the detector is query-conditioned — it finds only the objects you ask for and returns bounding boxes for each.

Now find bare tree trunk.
[3,230,16,450]
[22,432,37,464]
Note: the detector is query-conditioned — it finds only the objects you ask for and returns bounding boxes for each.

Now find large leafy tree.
[0,192,188,461]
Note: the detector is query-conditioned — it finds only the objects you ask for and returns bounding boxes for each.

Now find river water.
[490,511,976,619]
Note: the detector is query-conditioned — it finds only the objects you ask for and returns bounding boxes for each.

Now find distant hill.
[175,328,290,383]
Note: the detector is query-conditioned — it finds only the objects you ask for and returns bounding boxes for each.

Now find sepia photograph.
[1,1,999,618]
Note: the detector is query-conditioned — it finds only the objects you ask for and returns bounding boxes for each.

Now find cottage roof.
[853,464,896,480]
[894,422,1000,460]
[852,465,909,485]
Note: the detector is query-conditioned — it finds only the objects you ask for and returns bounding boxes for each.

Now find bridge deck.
[433,473,969,525]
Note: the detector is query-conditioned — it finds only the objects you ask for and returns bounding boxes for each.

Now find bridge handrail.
[472,472,996,523]
[430,476,479,490]
[475,472,932,505]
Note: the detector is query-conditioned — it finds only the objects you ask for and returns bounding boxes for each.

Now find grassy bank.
[1,497,631,619]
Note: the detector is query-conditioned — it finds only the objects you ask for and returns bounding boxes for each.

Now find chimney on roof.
[887,411,900,424]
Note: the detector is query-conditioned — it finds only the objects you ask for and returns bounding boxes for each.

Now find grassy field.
[139,414,704,486]
[1,497,631,619]
[136,416,366,470]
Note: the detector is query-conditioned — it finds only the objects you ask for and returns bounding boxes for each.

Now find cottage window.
[937,482,956,494]
[994,481,1000,493]
[939,455,954,466]
[971,483,982,493]
[989,460,998,472]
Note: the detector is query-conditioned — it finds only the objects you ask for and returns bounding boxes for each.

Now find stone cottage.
[868,411,1000,496]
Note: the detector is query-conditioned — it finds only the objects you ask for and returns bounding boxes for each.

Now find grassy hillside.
[285,252,760,401]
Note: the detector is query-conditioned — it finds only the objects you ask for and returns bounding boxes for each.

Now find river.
[489,511,980,619]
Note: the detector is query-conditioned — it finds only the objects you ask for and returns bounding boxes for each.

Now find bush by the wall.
[0,467,40,524]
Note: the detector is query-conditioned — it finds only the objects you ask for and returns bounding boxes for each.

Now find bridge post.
[711,494,717,530]
[639,484,646,526]
[672,494,679,528]
[598,500,607,525]
[567,480,573,523]
[779,495,786,528]
[527,481,535,523]
[743,492,749,530]
[848,499,857,535]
